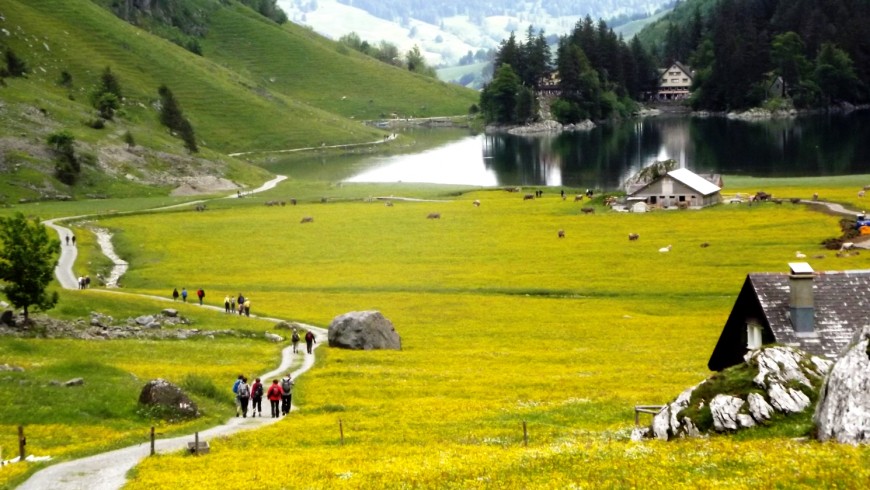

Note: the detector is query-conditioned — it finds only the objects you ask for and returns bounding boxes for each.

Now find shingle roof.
[666,168,721,196]
[750,269,870,360]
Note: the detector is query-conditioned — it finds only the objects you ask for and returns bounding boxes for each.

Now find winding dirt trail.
[23,174,327,490]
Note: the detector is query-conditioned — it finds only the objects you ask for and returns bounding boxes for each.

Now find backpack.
[291,332,300,342]
[237,383,250,398]
[254,383,263,398]
[305,331,314,342]
[281,378,293,393]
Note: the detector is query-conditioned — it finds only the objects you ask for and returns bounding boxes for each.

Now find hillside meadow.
[34,181,863,488]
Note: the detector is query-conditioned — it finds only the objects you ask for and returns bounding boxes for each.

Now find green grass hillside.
[0,0,478,203]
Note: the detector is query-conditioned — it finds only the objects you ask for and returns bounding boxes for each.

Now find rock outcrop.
[633,346,831,441]
[138,378,199,419]
[327,310,401,350]
[814,325,870,444]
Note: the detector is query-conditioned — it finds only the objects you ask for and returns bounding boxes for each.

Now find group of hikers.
[171,287,206,305]
[232,373,295,418]
[224,293,252,316]
[77,275,91,289]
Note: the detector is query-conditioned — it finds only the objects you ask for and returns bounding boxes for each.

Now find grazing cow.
[812,192,819,201]
[581,207,594,214]
[473,200,481,207]
[659,245,672,253]
[385,201,394,207]
[290,198,297,205]
[321,197,328,203]
[280,201,286,206]
[859,191,866,198]
[795,251,806,258]
[574,195,584,202]
[300,216,314,223]
[677,202,689,209]
[790,198,801,204]
[628,233,639,241]
[523,194,535,200]
[772,198,782,204]
[194,204,206,212]
[427,213,441,219]
[700,242,710,248]
[558,229,565,238]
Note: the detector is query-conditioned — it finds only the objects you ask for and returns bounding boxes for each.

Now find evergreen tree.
[771,32,811,96]
[0,213,60,322]
[157,85,198,153]
[494,32,522,75]
[3,48,27,77]
[99,66,123,100]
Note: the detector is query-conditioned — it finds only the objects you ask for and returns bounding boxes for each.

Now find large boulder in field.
[814,325,870,444]
[328,310,401,350]
[138,378,199,418]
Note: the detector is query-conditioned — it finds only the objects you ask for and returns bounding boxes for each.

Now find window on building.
[747,323,763,349]
[679,196,686,202]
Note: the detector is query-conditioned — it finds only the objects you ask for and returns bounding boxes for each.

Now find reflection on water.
[345,112,870,188]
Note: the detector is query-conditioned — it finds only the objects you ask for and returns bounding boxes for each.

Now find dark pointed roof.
[708,268,870,371]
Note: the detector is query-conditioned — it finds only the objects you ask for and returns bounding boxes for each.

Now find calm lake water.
[273,112,870,189]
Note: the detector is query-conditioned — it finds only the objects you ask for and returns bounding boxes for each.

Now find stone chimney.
[788,262,815,334]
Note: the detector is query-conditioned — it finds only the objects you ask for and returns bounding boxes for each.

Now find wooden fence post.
[522,420,528,447]
[18,425,26,461]
[150,426,155,456]
[339,419,344,446]
[194,432,199,456]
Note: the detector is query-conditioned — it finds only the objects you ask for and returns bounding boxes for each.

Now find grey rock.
[747,393,774,421]
[1,310,13,325]
[711,394,744,431]
[328,310,401,350]
[767,382,811,413]
[264,332,284,342]
[64,378,84,387]
[138,378,199,418]
[135,315,155,326]
[0,363,24,372]
[814,325,870,444]
[146,321,162,329]
[162,309,178,318]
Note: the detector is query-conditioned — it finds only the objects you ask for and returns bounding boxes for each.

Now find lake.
[269,112,870,189]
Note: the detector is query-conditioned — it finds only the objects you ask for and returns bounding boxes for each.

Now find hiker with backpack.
[237,376,251,418]
[266,379,284,418]
[291,328,301,353]
[305,330,316,354]
[250,377,264,417]
[181,288,188,302]
[231,374,244,416]
[280,375,294,416]
[196,288,205,305]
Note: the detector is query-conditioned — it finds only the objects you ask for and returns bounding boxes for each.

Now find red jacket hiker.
[267,381,284,401]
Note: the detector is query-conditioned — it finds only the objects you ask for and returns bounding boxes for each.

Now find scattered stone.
[64,378,84,387]
[264,332,283,343]
[162,309,178,318]
[0,364,24,372]
[815,325,870,444]
[138,378,199,418]
[135,315,155,326]
[328,310,401,350]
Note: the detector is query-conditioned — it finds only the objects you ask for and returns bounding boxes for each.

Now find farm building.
[626,168,721,209]
[707,263,870,371]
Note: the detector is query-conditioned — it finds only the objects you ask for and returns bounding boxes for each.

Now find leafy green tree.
[58,70,73,88]
[405,45,436,78]
[47,131,80,185]
[0,213,60,322]
[480,64,522,123]
[123,130,136,148]
[771,32,811,96]
[815,43,860,103]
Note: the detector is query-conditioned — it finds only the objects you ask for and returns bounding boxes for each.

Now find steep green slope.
[0,0,478,202]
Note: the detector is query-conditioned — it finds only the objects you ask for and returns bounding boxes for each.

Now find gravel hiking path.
[24,174,329,490]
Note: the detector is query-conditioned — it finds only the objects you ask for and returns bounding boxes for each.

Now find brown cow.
[300,216,314,223]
